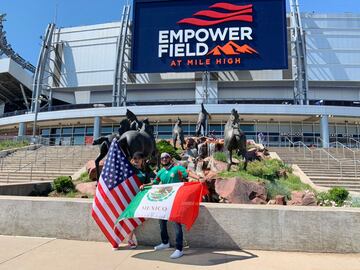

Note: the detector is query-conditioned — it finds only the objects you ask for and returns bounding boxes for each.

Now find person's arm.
[140,171,162,190]
[177,166,189,182]
[187,170,201,181]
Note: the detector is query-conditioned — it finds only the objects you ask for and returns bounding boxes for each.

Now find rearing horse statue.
[224,109,247,171]
[195,103,211,137]
[172,117,185,150]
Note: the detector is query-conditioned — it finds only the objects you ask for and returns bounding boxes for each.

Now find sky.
[1,0,360,66]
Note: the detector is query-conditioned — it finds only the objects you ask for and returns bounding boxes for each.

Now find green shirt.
[154,164,188,185]
[134,168,149,184]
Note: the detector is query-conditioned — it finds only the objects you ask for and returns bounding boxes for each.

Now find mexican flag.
[115,182,208,230]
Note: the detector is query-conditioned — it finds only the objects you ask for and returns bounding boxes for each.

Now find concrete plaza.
[0,235,359,270]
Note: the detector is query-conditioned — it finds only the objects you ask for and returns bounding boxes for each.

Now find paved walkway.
[0,235,359,270]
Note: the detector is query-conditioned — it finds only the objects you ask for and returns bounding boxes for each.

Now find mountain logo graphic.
[207,41,258,56]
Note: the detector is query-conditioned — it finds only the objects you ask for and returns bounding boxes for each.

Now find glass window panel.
[41,129,50,136]
[73,136,85,145]
[86,127,94,135]
[74,127,85,134]
[62,127,72,134]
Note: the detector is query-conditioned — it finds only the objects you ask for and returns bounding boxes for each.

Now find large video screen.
[131,0,288,73]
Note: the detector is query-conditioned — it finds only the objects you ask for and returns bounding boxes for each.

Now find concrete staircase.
[0,146,98,184]
[270,147,360,192]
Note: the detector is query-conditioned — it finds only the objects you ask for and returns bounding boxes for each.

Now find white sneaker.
[154,242,170,251]
[170,249,183,259]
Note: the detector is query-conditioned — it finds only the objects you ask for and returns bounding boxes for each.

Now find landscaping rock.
[75,182,97,196]
[251,197,267,204]
[86,160,104,182]
[208,157,228,172]
[301,191,317,206]
[267,199,276,205]
[275,195,286,205]
[214,177,266,204]
[288,190,316,206]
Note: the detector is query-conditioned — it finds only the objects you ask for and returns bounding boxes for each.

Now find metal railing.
[329,141,356,160]
[283,137,314,160]
[349,138,360,150]
[1,145,97,183]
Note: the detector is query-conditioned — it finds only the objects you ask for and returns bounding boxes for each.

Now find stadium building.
[0,1,360,147]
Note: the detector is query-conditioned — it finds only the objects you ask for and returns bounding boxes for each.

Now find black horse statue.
[172,117,185,150]
[92,133,120,181]
[195,103,211,137]
[118,118,157,162]
[224,109,247,170]
[126,109,142,131]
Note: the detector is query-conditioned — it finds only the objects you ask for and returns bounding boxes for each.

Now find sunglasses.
[161,156,170,160]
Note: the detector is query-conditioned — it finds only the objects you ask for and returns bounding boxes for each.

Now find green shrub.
[278,174,313,192]
[52,176,75,194]
[247,159,292,181]
[265,181,291,200]
[213,151,227,162]
[328,187,349,206]
[156,140,180,160]
[317,187,350,207]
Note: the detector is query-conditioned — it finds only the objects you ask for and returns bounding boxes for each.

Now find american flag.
[91,139,144,248]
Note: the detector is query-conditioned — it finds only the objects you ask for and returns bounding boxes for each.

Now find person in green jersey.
[142,152,187,259]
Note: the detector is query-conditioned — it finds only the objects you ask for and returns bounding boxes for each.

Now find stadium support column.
[18,122,26,137]
[93,116,101,139]
[320,115,329,148]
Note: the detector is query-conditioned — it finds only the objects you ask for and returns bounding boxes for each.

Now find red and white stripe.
[91,174,145,248]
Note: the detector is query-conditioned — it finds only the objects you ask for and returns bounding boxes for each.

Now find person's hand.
[140,185,145,190]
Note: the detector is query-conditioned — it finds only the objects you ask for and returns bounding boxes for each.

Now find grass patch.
[218,159,313,200]
[213,151,227,162]
[77,172,92,183]
[0,140,29,151]
[277,175,313,192]
[218,170,261,181]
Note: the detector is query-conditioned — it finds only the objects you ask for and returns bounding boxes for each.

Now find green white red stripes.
[116,182,208,230]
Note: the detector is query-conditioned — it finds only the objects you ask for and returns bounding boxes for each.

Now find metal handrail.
[315,148,344,179]
[329,141,356,160]
[349,138,360,149]
[283,137,313,160]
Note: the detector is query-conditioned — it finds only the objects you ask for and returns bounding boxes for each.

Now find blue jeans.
[159,220,183,251]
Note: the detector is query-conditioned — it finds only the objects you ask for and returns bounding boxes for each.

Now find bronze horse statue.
[172,117,185,150]
[224,109,247,170]
[195,103,211,137]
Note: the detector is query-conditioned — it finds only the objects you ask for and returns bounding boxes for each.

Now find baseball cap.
[160,152,171,158]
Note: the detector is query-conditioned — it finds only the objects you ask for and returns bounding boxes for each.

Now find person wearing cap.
[153,152,188,259]
[126,151,152,249]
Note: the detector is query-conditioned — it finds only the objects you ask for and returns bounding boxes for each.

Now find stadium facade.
[0,7,360,147]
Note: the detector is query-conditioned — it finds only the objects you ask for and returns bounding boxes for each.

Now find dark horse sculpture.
[224,109,247,170]
[195,103,211,137]
[118,118,157,162]
[93,133,119,181]
[172,117,185,150]
[126,109,142,131]
[92,119,130,181]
